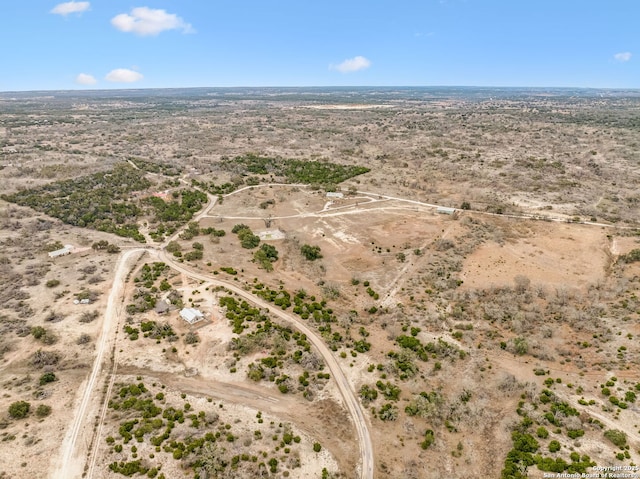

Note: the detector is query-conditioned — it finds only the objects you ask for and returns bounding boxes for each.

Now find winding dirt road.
[52,248,145,479]
[50,181,637,479]
[53,243,374,479]
[159,250,375,479]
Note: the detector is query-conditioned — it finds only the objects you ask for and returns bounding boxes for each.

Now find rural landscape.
[1,86,640,479]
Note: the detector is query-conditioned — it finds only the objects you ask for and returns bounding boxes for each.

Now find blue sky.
[0,1,637,91]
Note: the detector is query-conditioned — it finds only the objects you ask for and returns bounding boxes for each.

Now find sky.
[0,1,638,91]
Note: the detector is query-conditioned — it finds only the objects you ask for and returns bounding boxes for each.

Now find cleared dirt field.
[461,220,611,290]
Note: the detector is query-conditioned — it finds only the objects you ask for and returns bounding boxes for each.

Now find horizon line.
[2,85,640,95]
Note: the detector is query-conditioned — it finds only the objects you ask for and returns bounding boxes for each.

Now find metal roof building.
[179,307,205,324]
[48,245,73,258]
[436,207,456,215]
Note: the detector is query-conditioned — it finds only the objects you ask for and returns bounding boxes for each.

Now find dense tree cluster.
[193,153,370,195]
[3,163,150,241]
[128,157,182,176]
[232,224,260,249]
[254,243,279,271]
[224,153,370,185]
[3,163,208,243]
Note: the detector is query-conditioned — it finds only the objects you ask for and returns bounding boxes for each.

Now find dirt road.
[51,248,145,479]
[114,365,357,471]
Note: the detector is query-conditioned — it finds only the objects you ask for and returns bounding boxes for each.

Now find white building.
[436,207,456,215]
[326,192,344,199]
[48,245,73,258]
[180,308,205,324]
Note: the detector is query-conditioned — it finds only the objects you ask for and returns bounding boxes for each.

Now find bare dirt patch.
[461,221,610,290]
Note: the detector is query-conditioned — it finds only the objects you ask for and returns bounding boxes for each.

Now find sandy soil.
[460,221,610,291]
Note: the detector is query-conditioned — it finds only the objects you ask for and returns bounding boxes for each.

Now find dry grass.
[1,89,639,478]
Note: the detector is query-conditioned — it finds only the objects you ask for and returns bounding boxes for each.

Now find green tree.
[234,226,260,249]
[92,240,109,250]
[301,244,322,261]
[35,404,52,418]
[166,241,181,253]
[254,249,274,272]
[259,243,279,261]
[9,401,31,419]
[231,224,250,234]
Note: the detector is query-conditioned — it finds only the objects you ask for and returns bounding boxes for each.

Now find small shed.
[48,245,73,258]
[180,307,204,324]
[436,207,456,215]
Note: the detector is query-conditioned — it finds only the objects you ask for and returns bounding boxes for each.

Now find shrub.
[378,403,399,421]
[313,442,322,453]
[35,404,52,418]
[39,372,57,385]
[549,440,561,453]
[79,310,99,323]
[232,224,250,234]
[46,279,61,288]
[513,337,529,355]
[359,385,378,404]
[31,326,47,340]
[620,249,640,263]
[259,243,279,261]
[166,241,181,253]
[30,349,61,368]
[107,244,120,254]
[567,429,584,439]
[421,429,435,449]
[9,401,31,419]
[536,427,549,439]
[604,429,627,448]
[301,244,322,261]
[184,250,203,261]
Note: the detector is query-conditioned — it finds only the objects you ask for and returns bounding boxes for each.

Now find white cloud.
[50,1,90,16]
[614,52,632,62]
[111,7,194,36]
[105,69,143,83]
[75,73,97,85]
[329,56,372,73]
